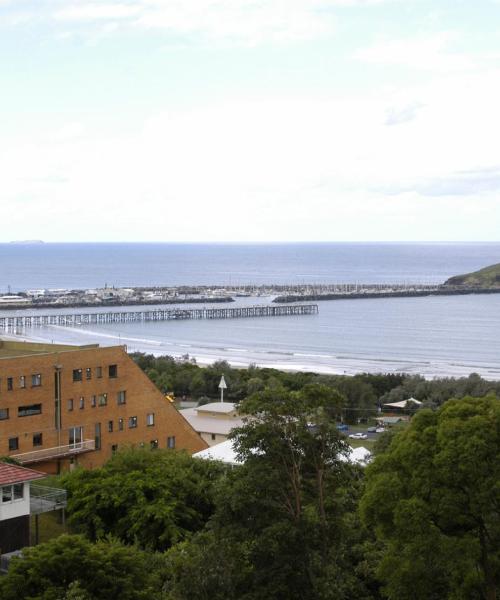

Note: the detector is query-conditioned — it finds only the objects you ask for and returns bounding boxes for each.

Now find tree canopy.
[361,395,500,600]
[60,448,226,551]
[0,535,167,600]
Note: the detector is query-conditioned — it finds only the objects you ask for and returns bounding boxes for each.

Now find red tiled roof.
[0,462,46,486]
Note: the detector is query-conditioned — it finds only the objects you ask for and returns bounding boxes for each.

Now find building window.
[79,397,85,409]
[0,408,9,420]
[128,416,137,429]
[33,432,43,447]
[118,417,124,431]
[86,368,92,380]
[96,366,102,378]
[167,436,176,449]
[108,364,118,378]
[69,426,83,447]
[19,376,26,389]
[73,369,82,382]
[111,444,118,453]
[1,486,12,503]
[108,420,113,433]
[7,377,13,391]
[2,484,23,502]
[150,439,159,449]
[146,413,155,427]
[18,404,42,417]
[67,398,74,411]
[117,390,126,405]
[95,423,101,450]
[8,437,19,451]
[13,483,23,500]
[98,393,107,407]
[91,395,96,408]
[31,373,42,387]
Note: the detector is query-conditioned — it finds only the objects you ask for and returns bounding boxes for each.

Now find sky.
[1,0,500,242]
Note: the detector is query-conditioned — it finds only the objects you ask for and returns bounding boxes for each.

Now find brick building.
[0,341,206,473]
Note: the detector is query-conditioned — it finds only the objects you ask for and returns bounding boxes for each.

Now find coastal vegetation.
[132,352,500,420]
[0,391,498,599]
[444,262,500,287]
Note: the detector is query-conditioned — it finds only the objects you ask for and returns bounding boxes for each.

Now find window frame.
[18,404,42,417]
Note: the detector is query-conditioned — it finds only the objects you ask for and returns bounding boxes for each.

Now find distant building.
[180,402,245,446]
[0,340,206,474]
[383,398,422,411]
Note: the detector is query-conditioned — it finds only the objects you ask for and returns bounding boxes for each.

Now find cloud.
[355,33,477,72]
[398,166,500,197]
[54,3,141,21]
[2,0,404,44]
[385,102,425,126]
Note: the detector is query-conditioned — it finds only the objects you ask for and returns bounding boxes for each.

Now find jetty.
[0,304,319,330]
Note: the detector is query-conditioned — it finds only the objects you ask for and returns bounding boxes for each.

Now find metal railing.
[30,484,67,515]
[12,439,95,464]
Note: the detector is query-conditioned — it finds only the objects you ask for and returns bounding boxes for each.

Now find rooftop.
[179,408,245,435]
[196,402,237,414]
[0,462,46,486]
[0,339,99,359]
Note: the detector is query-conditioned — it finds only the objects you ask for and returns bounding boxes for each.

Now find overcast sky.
[1,0,500,242]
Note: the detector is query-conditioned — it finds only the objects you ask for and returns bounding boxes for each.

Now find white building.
[180,402,245,446]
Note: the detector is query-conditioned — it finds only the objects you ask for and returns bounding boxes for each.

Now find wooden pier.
[0,304,319,329]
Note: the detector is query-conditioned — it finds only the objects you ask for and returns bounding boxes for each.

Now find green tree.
[60,448,226,551]
[166,385,375,600]
[0,535,167,600]
[361,396,500,600]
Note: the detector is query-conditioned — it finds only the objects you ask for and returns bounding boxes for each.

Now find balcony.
[12,439,96,465]
[30,484,67,515]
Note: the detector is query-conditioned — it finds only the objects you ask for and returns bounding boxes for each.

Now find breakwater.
[273,286,500,303]
[0,304,319,329]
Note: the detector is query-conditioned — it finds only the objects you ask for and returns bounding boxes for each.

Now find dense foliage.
[0,535,167,600]
[60,448,226,551]
[132,352,500,421]
[164,384,376,600]
[361,395,500,600]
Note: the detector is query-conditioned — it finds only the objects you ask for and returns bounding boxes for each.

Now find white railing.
[12,439,95,464]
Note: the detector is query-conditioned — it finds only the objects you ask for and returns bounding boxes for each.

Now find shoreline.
[3,328,500,382]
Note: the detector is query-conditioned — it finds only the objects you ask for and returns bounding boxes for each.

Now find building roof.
[0,462,46,486]
[193,439,241,465]
[196,402,237,414]
[194,440,371,467]
[179,407,245,435]
[0,339,99,359]
[383,398,422,409]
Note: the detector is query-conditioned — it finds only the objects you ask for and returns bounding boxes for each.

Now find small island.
[444,262,500,288]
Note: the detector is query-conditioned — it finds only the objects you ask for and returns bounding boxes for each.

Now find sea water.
[1,242,499,379]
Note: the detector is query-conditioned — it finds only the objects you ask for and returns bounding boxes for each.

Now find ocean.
[1,242,500,379]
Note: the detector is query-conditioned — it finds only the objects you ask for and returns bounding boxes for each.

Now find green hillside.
[444,262,500,287]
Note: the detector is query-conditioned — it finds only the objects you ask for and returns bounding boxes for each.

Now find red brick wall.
[0,346,207,473]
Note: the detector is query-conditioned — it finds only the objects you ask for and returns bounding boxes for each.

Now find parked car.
[375,427,385,433]
[349,432,368,440]
[336,424,349,431]
[367,426,377,433]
